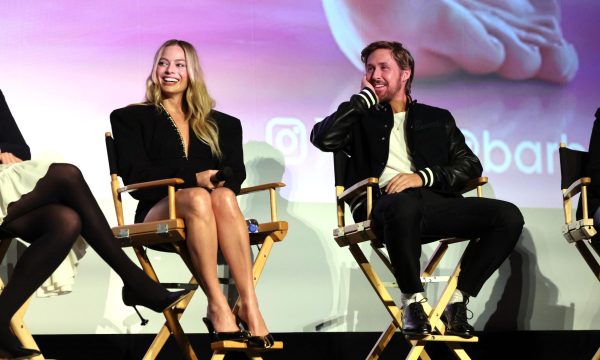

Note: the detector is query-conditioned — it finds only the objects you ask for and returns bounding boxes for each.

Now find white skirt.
[0,160,87,297]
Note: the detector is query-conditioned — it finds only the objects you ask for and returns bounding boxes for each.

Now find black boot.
[401,302,431,336]
[443,300,475,338]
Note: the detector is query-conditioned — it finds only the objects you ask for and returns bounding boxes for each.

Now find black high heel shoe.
[236,317,275,349]
[202,318,249,343]
[122,287,190,325]
[246,333,275,349]
[0,331,42,360]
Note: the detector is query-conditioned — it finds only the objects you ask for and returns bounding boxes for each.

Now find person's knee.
[49,163,85,188]
[210,188,238,214]
[49,205,82,246]
[178,188,212,218]
[497,201,524,234]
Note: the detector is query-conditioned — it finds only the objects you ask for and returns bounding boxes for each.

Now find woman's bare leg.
[210,188,269,336]
[145,187,239,332]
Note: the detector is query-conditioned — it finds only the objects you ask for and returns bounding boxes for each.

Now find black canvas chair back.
[559,146,589,192]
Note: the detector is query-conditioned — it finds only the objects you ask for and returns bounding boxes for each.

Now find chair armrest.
[239,182,286,195]
[239,182,286,222]
[461,177,488,194]
[563,177,591,199]
[118,178,185,193]
[338,178,379,202]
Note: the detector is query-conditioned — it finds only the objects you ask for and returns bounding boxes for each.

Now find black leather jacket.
[311,98,482,195]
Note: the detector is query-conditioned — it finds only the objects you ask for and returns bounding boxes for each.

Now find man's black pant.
[369,188,524,297]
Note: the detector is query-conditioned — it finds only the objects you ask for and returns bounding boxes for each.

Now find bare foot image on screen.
[324,0,578,83]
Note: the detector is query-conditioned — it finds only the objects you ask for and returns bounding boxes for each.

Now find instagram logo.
[265,117,308,165]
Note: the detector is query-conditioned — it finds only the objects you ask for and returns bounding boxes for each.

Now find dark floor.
[34,330,599,360]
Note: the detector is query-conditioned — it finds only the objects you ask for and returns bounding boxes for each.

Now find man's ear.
[401,70,411,82]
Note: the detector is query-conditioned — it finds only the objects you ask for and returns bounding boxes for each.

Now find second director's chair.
[105,132,286,360]
[332,151,484,360]
[559,143,600,282]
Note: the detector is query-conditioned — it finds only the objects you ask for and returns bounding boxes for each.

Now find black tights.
[0,163,168,345]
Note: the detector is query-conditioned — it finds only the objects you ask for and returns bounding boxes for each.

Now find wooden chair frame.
[559,143,600,281]
[333,176,487,360]
[0,233,44,359]
[558,143,599,360]
[105,132,286,360]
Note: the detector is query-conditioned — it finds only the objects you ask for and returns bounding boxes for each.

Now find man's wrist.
[417,168,434,187]
[357,87,377,108]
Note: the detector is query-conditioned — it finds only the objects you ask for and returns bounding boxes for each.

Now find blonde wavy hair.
[145,39,222,158]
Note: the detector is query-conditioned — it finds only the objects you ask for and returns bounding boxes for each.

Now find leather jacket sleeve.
[426,113,483,193]
[311,88,377,152]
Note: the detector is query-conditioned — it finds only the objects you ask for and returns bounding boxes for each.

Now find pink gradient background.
[1,0,598,208]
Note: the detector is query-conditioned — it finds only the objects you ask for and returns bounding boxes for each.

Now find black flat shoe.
[443,300,475,338]
[122,287,190,325]
[401,302,432,336]
[202,318,249,343]
[247,333,275,349]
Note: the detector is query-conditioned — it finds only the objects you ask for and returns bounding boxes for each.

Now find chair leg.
[592,345,600,360]
[367,320,398,360]
[348,244,409,359]
[9,297,44,360]
[575,241,600,281]
[210,351,226,360]
[250,236,276,286]
[232,236,275,315]
[132,247,199,360]
[445,343,472,360]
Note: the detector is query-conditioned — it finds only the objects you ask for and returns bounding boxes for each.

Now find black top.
[110,104,246,222]
[0,89,31,161]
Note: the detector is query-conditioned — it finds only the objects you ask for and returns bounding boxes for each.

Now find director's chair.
[332,151,484,360]
[559,143,600,281]
[558,142,600,360]
[0,228,44,360]
[105,132,286,360]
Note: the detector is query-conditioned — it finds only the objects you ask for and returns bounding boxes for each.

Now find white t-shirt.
[378,111,414,187]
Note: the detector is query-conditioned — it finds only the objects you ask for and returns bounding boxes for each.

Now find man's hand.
[384,173,423,194]
[361,74,375,93]
[0,152,23,164]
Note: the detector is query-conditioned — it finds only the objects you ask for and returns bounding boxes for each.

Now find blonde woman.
[110,40,273,348]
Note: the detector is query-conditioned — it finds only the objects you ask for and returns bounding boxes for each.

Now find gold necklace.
[160,103,188,159]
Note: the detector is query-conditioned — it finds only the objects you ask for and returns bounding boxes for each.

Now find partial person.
[110,39,274,348]
[0,89,189,359]
[578,108,600,252]
[311,41,524,337]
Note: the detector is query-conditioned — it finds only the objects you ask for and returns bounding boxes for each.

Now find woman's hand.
[195,169,225,190]
[0,152,23,164]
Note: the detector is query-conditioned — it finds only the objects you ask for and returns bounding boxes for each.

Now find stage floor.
[32,330,599,359]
